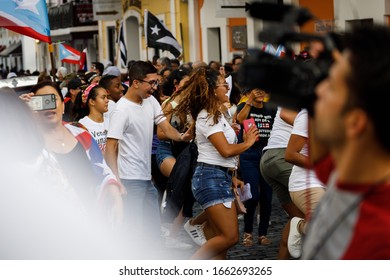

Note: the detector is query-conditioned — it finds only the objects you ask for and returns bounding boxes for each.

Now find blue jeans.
[240,147,273,236]
[192,164,234,209]
[120,179,161,241]
[156,140,174,168]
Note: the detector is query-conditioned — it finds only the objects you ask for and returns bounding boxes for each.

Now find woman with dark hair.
[157,68,191,177]
[236,88,277,247]
[2,89,126,259]
[63,77,83,122]
[159,67,172,83]
[155,68,192,249]
[19,81,124,223]
[78,85,110,154]
[173,67,259,259]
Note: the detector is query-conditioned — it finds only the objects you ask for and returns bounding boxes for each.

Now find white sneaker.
[165,237,193,250]
[288,217,304,258]
[184,219,207,246]
[160,190,168,214]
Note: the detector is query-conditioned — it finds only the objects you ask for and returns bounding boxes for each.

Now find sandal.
[242,233,253,247]
[259,235,272,245]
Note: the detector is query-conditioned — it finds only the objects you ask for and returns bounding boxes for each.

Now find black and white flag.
[144,9,182,58]
[118,21,127,68]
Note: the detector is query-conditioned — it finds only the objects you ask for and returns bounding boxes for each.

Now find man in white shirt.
[105,61,191,246]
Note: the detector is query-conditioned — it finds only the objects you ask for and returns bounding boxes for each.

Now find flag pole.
[48,43,56,83]
[114,20,120,67]
[144,9,148,62]
[179,22,184,62]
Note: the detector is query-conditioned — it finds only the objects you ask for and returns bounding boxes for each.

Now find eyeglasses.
[138,79,159,87]
[216,83,230,89]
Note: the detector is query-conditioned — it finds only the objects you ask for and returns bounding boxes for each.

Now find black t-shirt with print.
[237,102,277,149]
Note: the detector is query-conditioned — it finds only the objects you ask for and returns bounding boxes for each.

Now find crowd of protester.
[3,23,390,260]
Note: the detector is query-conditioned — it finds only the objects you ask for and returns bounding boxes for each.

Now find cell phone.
[243,118,259,141]
[28,94,57,111]
[243,118,256,133]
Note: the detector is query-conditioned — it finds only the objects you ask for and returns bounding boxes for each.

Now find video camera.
[238,2,339,113]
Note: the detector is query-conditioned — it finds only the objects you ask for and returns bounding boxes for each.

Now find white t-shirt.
[61,87,68,98]
[78,116,109,153]
[263,107,293,150]
[107,96,166,180]
[103,99,116,122]
[196,109,238,169]
[288,109,325,192]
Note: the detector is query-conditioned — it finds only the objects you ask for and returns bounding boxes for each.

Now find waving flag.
[117,21,127,68]
[79,48,91,71]
[59,43,81,64]
[0,0,51,43]
[144,9,182,58]
[262,43,286,57]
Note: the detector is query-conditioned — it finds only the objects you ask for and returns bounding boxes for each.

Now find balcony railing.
[48,1,97,30]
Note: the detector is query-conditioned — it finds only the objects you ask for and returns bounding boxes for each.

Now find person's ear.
[345,108,368,138]
[88,98,95,107]
[132,80,139,89]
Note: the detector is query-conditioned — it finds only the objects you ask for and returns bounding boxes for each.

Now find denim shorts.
[156,140,174,167]
[191,164,234,209]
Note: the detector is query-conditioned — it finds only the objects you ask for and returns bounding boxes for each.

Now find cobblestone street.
[161,196,289,260]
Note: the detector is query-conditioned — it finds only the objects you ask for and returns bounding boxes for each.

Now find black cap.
[67,78,83,90]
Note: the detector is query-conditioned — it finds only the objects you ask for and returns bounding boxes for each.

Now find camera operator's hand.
[243,125,259,146]
[19,92,34,103]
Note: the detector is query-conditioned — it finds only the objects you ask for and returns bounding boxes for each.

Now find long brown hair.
[173,67,222,126]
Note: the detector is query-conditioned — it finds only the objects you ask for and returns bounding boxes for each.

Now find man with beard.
[105,60,192,249]
[302,25,390,259]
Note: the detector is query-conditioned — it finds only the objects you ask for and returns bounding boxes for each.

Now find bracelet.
[245,102,252,106]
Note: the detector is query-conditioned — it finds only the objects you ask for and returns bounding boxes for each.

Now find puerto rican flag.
[0,0,51,43]
[262,43,286,57]
[59,43,81,64]
[79,48,91,71]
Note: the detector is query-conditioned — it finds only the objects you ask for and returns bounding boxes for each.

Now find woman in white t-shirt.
[285,108,326,258]
[78,85,110,153]
[174,67,259,259]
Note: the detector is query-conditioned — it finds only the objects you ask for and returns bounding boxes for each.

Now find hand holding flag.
[0,0,51,43]
[144,9,182,58]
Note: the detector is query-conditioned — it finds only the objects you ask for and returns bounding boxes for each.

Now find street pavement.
[161,196,289,260]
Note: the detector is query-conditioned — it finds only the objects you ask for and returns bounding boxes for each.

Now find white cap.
[6,72,17,79]
[102,66,121,77]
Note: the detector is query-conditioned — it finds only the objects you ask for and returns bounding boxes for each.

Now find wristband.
[245,102,252,106]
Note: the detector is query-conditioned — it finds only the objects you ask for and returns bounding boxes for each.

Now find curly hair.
[173,67,222,126]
